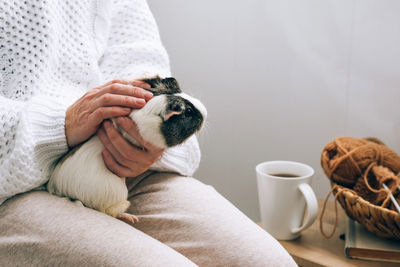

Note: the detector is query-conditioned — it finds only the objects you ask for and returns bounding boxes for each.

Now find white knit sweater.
[0,0,201,205]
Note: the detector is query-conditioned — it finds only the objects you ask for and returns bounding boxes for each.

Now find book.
[345,217,400,263]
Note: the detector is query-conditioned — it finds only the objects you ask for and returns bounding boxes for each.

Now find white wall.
[148,0,400,221]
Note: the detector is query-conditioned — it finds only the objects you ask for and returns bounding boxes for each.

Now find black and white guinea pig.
[47,76,207,224]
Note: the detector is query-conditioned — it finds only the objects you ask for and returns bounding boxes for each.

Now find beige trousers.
[0,172,296,267]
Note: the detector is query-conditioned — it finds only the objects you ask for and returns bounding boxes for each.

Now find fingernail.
[123,108,131,113]
[142,83,151,89]
[144,91,153,100]
[137,98,146,105]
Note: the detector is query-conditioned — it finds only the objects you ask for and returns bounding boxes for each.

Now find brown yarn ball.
[321,137,400,187]
[352,165,399,207]
[372,165,399,189]
[353,176,387,206]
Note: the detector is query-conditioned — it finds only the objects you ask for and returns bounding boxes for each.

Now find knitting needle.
[382,183,400,213]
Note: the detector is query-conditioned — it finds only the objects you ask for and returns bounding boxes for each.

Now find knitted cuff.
[151,135,201,176]
[27,95,69,169]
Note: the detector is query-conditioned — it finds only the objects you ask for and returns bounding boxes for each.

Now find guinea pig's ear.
[140,76,181,95]
[141,76,162,92]
[163,96,186,121]
[162,77,182,94]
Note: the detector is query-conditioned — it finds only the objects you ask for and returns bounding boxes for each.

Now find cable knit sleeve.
[98,0,201,176]
[0,95,69,205]
[0,0,104,205]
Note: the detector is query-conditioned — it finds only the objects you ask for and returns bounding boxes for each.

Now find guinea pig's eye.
[186,108,192,114]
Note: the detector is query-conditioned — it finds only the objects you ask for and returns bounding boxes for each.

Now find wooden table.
[261,200,399,267]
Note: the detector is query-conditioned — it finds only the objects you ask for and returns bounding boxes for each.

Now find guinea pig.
[47,76,207,223]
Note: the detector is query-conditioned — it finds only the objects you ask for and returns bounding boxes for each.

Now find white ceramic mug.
[256,161,318,240]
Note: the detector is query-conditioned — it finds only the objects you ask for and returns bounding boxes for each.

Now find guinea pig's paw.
[117,213,139,225]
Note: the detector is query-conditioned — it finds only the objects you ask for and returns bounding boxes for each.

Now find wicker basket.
[332,183,400,240]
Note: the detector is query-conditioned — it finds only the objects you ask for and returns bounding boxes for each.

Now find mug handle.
[291,183,318,234]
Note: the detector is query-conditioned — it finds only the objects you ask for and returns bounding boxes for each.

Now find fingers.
[115,117,163,152]
[98,119,164,178]
[101,79,151,89]
[98,125,135,167]
[100,83,153,101]
[89,107,131,125]
[99,120,153,167]
[89,79,154,118]
[114,117,146,147]
[130,80,151,89]
[89,83,153,112]
[92,93,146,111]
[102,149,132,177]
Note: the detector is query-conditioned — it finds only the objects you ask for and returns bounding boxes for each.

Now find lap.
[0,173,295,266]
[0,190,194,267]
[127,172,296,267]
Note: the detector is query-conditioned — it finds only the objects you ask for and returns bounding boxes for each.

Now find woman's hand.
[65,79,153,148]
[97,118,165,178]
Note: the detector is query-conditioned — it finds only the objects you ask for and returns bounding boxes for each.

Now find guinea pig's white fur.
[47,135,129,214]
[123,95,168,148]
[47,93,206,222]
